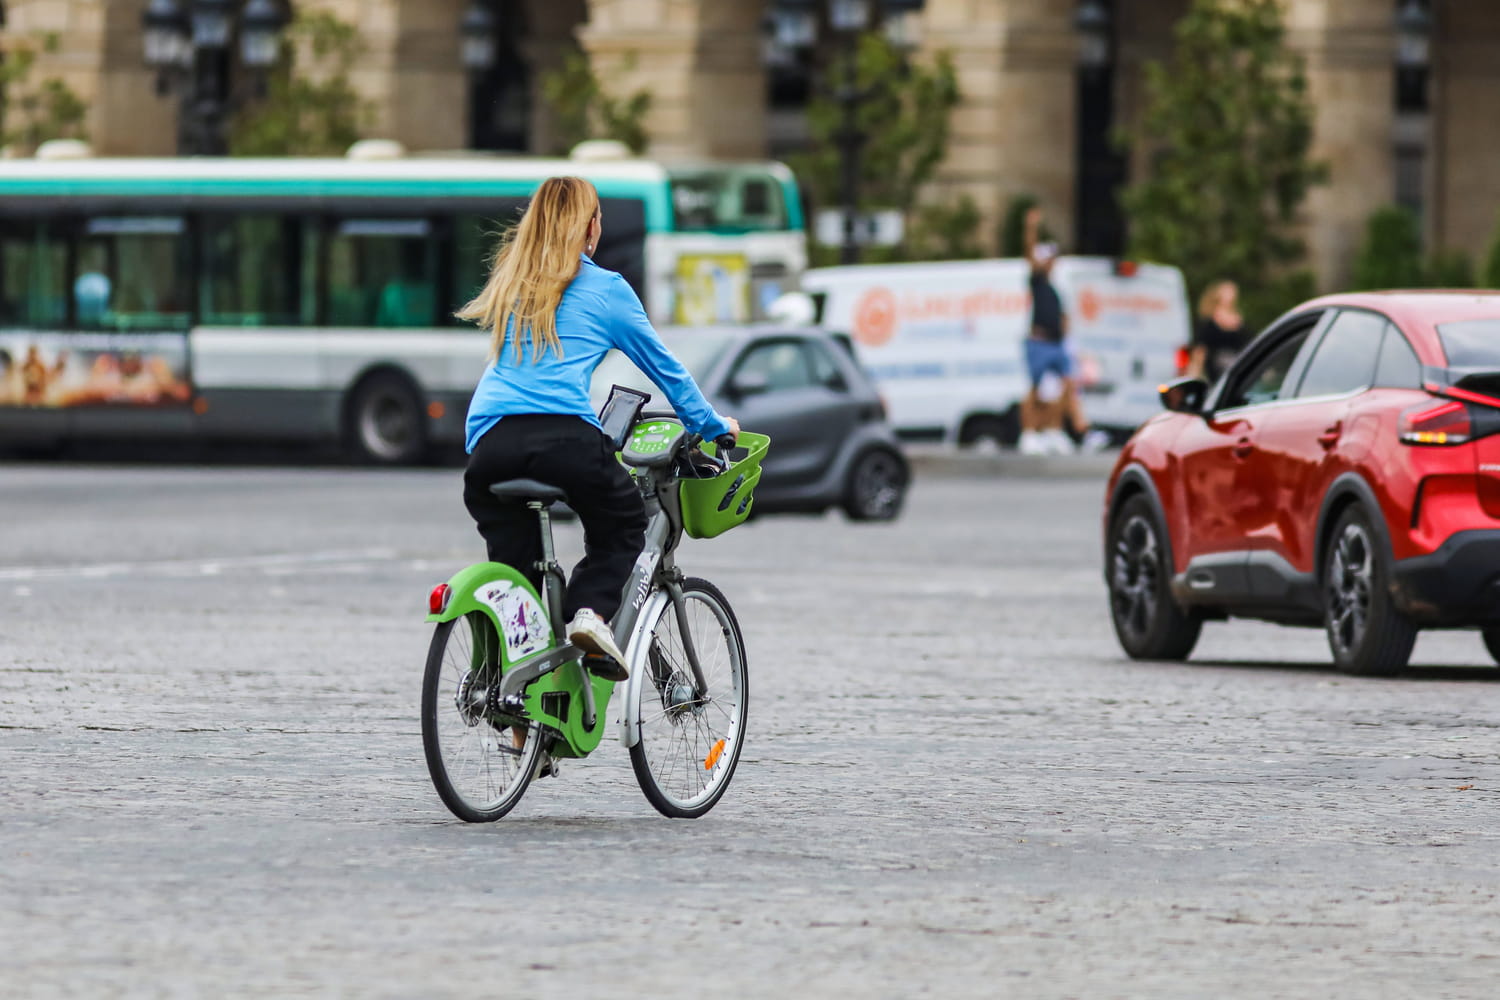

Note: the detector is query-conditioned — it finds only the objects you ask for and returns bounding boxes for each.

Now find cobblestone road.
[3,459,1499,998]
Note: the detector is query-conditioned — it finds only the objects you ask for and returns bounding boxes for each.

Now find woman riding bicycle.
[457,176,738,681]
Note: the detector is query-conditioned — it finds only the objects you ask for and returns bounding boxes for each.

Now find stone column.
[1430,1,1500,265]
[1285,0,1397,291]
[386,0,468,151]
[920,0,1078,254]
[577,0,767,160]
[3,0,173,156]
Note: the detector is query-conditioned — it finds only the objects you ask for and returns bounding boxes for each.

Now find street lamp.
[142,0,289,155]
[1395,0,1432,75]
[1392,0,1433,218]
[829,0,870,265]
[459,1,498,73]
[1074,0,1111,73]
[1073,0,1124,254]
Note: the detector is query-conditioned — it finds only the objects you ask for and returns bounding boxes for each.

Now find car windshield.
[1438,319,1500,367]
[589,330,733,407]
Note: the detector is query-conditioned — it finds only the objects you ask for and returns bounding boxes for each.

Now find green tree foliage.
[1351,205,1424,290]
[539,50,652,155]
[1424,248,1474,289]
[1119,0,1327,328]
[906,194,985,261]
[0,33,88,154]
[794,32,963,263]
[998,194,1038,257]
[230,11,371,156]
[1352,205,1477,290]
[1481,212,1500,289]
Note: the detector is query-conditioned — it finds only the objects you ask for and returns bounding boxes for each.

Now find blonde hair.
[456,176,600,362]
[1197,279,1236,320]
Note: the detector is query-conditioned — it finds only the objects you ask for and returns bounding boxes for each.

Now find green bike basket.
[678,431,769,539]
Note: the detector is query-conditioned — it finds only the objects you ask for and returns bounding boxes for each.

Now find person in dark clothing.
[1188,279,1249,384]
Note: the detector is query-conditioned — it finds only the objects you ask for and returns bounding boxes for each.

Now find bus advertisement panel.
[0,331,191,409]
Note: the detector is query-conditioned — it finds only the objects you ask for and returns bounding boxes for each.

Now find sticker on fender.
[474,580,551,661]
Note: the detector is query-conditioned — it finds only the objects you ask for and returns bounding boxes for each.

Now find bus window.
[327,218,437,328]
[0,220,68,329]
[669,168,789,232]
[78,217,192,330]
[451,214,506,316]
[200,215,305,326]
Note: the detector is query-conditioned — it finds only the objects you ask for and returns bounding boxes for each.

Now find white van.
[800,257,1190,445]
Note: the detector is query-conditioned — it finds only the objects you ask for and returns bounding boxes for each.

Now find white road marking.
[0,548,410,582]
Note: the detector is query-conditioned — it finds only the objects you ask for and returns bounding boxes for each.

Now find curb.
[905,444,1118,480]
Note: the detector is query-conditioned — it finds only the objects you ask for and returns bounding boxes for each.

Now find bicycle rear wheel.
[421,612,541,822]
[629,577,748,818]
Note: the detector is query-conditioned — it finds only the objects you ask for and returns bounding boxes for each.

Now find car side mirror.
[1159,376,1208,414]
[729,371,770,399]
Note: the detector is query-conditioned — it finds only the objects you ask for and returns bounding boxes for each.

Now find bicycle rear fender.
[617,587,672,749]
[425,562,554,668]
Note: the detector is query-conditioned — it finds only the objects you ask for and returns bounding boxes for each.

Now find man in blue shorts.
[1018,206,1109,455]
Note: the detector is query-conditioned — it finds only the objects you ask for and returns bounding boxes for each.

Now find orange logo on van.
[852,287,898,346]
[1079,287,1102,322]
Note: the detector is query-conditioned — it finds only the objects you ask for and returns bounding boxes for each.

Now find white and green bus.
[0,150,806,462]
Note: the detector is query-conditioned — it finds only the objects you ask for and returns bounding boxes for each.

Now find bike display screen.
[599,384,652,449]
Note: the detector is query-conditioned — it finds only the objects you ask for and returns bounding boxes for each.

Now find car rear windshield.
[1437,319,1500,367]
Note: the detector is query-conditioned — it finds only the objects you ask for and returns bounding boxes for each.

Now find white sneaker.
[567,609,628,679]
[1044,429,1075,455]
[1018,430,1046,456]
[1079,428,1112,453]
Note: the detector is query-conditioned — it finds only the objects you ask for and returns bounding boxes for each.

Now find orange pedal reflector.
[704,739,726,770]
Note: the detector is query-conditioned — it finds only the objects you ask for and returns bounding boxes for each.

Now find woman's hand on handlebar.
[713,417,740,452]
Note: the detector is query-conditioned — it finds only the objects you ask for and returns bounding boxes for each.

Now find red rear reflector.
[1399,400,1471,445]
[1173,346,1191,375]
[428,583,452,614]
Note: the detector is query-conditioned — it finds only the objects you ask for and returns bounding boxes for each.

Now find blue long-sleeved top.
[465,256,732,453]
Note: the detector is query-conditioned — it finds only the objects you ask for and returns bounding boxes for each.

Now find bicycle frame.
[425,428,713,758]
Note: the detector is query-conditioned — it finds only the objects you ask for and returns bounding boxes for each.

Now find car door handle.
[1317,422,1342,450]
[1232,437,1253,459]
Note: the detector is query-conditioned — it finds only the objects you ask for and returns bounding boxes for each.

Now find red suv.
[1104,291,1500,675]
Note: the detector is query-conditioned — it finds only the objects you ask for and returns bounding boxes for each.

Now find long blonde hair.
[457,176,599,362]
[1197,279,1236,320]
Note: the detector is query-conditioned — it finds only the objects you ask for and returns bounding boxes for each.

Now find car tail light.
[428,583,452,614]
[1399,400,1471,445]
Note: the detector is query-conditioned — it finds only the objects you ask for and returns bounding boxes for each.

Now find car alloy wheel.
[1321,506,1415,676]
[843,449,906,521]
[1106,494,1200,660]
[1112,512,1161,645]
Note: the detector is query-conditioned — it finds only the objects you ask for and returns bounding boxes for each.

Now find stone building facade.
[2,0,1497,289]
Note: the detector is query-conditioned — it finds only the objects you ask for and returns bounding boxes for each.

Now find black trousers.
[463,414,647,622]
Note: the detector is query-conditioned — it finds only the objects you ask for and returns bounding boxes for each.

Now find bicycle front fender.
[425,562,554,669]
[617,586,672,749]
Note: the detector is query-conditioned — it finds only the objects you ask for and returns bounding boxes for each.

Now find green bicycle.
[421,398,767,821]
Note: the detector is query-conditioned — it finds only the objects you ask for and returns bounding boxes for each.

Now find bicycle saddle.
[489,478,568,505]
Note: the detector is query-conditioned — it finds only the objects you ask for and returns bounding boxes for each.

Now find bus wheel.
[347,373,426,465]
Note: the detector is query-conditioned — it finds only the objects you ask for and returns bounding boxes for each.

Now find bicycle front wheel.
[629,577,748,818]
[421,612,542,822]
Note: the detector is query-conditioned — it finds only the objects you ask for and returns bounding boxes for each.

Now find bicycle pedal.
[583,653,628,683]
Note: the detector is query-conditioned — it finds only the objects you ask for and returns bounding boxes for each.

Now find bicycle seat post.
[530,500,567,639]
